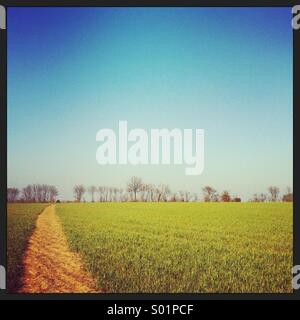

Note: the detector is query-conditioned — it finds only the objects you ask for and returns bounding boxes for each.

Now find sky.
[7,7,293,200]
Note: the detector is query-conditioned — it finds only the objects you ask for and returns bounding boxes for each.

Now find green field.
[56,202,293,293]
[7,203,47,291]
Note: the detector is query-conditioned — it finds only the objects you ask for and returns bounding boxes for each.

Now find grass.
[7,203,47,291]
[55,202,293,293]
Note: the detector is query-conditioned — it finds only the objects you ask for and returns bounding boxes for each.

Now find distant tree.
[268,186,280,202]
[202,186,217,202]
[122,192,129,202]
[184,191,191,202]
[170,193,178,202]
[148,184,156,202]
[251,193,267,202]
[73,185,86,202]
[140,184,149,202]
[156,184,171,202]
[41,184,50,202]
[32,184,38,202]
[118,188,124,202]
[37,184,43,202]
[104,186,109,202]
[88,186,97,202]
[141,184,151,202]
[212,193,219,202]
[113,187,117,201]
[22,185,33,202]
[258,193,267,202]
[98,186,105,202]
[282,187,293,202]
[108,187,113,202]
[7,187,19,202]
[179,191,185,202]
[232,197,241,202]
[127,177,143,201]
[49,186,59,202]
[32,184,43,202]
[177,190,191,202]
[220,190,231,202]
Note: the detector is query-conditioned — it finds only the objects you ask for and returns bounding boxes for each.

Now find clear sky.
[7,7,293,200]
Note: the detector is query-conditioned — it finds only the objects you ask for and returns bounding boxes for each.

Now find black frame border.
[0,0,299,300]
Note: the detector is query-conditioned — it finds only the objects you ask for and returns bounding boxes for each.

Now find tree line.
[7,184,58,203]
[250,186,293,202]
[7,178,293,203]
[72,177,293,203]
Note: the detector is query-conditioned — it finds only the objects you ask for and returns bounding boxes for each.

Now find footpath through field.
[19,205,98,293]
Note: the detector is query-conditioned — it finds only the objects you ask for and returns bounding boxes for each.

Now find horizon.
[7,180,292,202]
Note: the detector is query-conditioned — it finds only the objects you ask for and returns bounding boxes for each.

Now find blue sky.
[7,8,293,200]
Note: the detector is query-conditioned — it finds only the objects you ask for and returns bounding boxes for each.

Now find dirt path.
[19,205,98,293]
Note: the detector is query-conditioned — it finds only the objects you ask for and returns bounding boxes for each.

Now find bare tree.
[20,184,58,203]
[170,193,178,202]
[127,177,143,201]
[41,184,50,202]
[122,191,129,202]
[32,184,43,202]
[148,184,156,202]
[140,184,148,202]
[268,186,280,202]
[88,186,97,202]
[22,185,33,202]
[184,191,191,202]
[220,191,231,202]
[73,185,86,202]
[212,193,219,202]
[118,188,124,202]
[104,186,109,202]
[7,188,20,202]
[49,186,58,202]
[258,193,267,202]
[108,187,113,202]
[113,188,118,201]
[156,184,171,202]
[251,193,265,202]
[32,184,38,202]
[202,186,217,202]
[97,186,104,202]
[282,187,293,202]
[192,193,198,202]
[179,191,185,202]
[37,185,43,202]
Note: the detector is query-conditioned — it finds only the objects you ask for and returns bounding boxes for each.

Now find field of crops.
[56,202,293,293]
[7,203,47,291]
